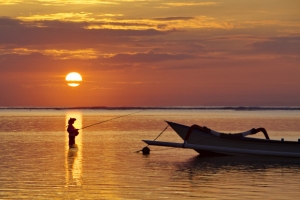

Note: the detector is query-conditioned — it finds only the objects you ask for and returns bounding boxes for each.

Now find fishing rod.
[78,110,143,130]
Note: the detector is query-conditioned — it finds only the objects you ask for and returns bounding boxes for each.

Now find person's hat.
[68,118,76,123]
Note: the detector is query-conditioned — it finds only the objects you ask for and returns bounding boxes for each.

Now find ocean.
[0,108,300,199]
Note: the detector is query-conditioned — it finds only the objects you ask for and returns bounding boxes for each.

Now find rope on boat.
[152,125,169,142]
[136,125,169,154]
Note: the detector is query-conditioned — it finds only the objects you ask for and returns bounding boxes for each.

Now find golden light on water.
[66,72,82,87]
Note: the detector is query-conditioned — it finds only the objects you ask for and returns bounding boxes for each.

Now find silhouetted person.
[67,118,79,148]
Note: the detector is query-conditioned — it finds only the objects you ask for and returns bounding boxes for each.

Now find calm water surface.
[0,109,300,199]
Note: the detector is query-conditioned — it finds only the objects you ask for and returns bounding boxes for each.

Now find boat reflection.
[65,111,83,186]
[173,155,300,179]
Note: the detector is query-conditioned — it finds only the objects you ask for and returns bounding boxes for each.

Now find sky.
[0,0,300,107]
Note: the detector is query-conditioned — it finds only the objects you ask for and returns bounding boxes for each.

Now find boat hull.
[143,121,300,158]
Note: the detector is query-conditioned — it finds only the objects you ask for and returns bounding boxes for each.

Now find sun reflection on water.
[65,111,83,186]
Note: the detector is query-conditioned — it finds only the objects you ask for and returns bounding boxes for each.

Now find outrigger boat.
[143,121,300,158]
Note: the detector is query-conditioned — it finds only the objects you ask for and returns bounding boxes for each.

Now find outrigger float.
[143,121,300,158]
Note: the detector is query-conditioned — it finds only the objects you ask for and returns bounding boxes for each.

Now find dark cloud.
[35,20,90,28]
[0,53,88,72]
[153,17,194,21]
[103,51,194,63]
[39,20,156,29]
[0,17,23,26]
[250,36,300,55]
[0,50,195,73]
[0,17,174,47]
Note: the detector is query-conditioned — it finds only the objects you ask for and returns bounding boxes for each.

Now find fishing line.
[78,110,143,130]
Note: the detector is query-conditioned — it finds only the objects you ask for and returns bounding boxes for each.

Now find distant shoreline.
[1,106,300,111]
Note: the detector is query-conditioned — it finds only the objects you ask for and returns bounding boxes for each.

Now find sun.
[66,72,82,87]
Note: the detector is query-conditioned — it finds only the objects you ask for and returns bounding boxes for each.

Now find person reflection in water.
[67,118,79,148]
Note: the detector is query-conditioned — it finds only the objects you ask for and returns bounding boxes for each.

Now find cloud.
[0,52,90,72]
[17,13,158,30]
[0,0,119,6]
[0,17,173,47]
[0,0,23,5]
[250,36,300,55]
[0,50,195,73]
[0,17,22,26]
[153,17,195,21]
[163,2,217,7]
[103,51,194,63]
[0,48,99,59]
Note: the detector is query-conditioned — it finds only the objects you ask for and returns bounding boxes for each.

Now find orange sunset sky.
[0,0,299,107]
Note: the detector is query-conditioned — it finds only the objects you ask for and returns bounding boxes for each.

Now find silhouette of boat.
[143,121,300,157]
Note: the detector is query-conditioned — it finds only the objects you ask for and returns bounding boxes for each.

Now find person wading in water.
[67,118,79,148]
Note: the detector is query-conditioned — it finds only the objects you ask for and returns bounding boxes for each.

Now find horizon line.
[1,106,300,111]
